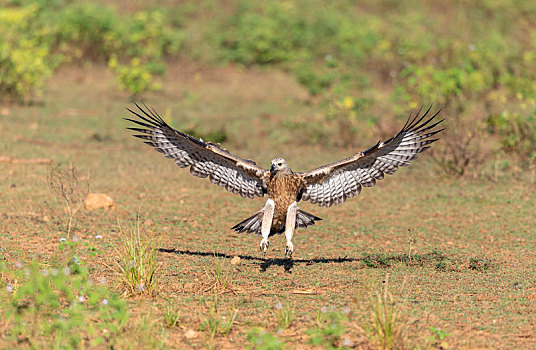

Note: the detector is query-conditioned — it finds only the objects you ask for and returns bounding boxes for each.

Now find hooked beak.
[270,164,276,179]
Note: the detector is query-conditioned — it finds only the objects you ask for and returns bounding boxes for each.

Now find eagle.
[126,104,443,258]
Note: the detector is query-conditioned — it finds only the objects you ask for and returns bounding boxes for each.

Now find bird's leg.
[260,199,275,256]
[284,202,297,259]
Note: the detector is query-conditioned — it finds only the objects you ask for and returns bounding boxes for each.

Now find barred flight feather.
[300,106,443,207]
[126,103,267,199]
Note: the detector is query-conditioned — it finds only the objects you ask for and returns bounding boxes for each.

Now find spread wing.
[299,106,443,207]
[126,103,268,198]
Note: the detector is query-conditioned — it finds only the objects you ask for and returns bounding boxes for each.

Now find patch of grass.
[275,300,294,329]
[366,275,404,350]
[113,218,160,296]
[307,309,347,349]
[200,297,238,342]
[468,257,492,272]
[247,327,286,350]
[204,254,232,294]
[164,301,181,328]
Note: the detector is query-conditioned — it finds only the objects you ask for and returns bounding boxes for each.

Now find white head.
[270,157,289,174]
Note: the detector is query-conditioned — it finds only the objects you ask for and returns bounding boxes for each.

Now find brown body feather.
[265,171,304,232]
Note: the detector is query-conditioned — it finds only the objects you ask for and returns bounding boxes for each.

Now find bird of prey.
[126,104,443,258]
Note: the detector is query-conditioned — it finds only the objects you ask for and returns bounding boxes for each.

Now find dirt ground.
[1,63,535,349]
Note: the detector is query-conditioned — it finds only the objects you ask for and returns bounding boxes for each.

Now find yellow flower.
[343,96,354,109]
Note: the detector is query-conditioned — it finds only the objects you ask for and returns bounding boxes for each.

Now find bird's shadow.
[158,248,360,273]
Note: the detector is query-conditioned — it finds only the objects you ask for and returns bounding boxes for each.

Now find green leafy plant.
[0,5,55,102]
[247,327,286,350]
[487,111,536,164]
[0,258,128,348]
[307,309,347,349]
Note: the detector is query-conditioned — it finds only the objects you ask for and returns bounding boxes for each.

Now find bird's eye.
[278,163,282,166]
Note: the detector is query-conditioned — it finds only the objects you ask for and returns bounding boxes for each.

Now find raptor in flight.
[127,104,443,258]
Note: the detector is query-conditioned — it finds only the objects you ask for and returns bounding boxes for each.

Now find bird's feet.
[285,242,294,259]
[259,238,270,255]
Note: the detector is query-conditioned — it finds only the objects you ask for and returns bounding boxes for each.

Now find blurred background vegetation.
[1,0,535,177]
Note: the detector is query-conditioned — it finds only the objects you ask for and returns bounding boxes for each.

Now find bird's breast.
[267,173,303,227]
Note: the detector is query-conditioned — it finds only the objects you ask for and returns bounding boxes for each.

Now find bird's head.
[270,158,289,178]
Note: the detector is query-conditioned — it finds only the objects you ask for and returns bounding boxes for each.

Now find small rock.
[184,329,198,339]
[145,219,154,226]
[42,215,50,223]
[231,256,241,265]
[85,193,114,210]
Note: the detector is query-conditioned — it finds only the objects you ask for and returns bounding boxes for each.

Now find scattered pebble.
[51,268,58,276]
[231,256,241,265]
[63,267,71,276]
[275,302,282,310]
[60,238,66,243]
[6,284,13,293]
[184,329,198,339]
[343,338,352,346]
[78,296,85,303]
[95,234,103,239]
[101,299,109,306]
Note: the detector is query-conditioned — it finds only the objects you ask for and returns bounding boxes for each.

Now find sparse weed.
[468,257,492,272]
[47,163,90,236]
[164,301,181,328]
[366,275,404,350]
[204,254,232,293]
[200,297,238,341]
[113,218,160,296]
[275,300,294,329]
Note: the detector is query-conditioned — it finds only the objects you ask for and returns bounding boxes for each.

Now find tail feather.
[295,209,322,228]
[231,211,263,234]
[230,209,322,234]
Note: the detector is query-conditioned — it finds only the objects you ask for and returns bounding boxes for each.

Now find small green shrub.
[307,310,347,349]
[0,5,54,102]
[487,110,536,164]
[109,57,156,95]
[0,258,128,348]
[247,328,286,350]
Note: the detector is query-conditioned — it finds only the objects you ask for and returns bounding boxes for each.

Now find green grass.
[114,218,160,296]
